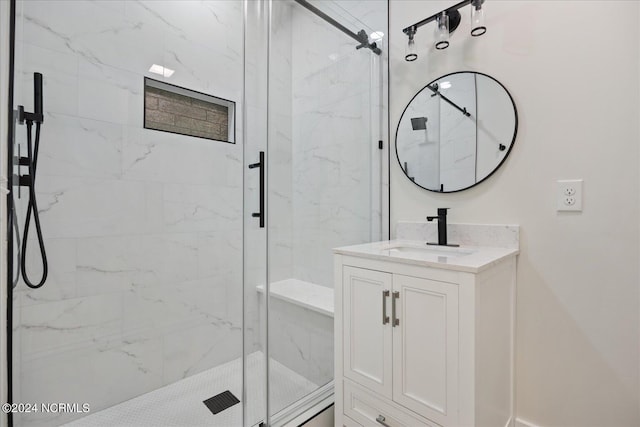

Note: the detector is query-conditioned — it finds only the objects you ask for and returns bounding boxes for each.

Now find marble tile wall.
[268,1,294,284]
[396,88,441,189]
[261,0,386,401]
[438,72,477,191]
[289,2,384,289]
[396,73,478,192]
[242,2,270,423]
[12,1,243,425]
[475,75,515,180]
[266,298,333,395]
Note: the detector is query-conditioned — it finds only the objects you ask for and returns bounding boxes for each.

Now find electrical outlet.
[557,179,583,212]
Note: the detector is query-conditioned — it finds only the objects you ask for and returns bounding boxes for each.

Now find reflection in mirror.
[396,72,517,193]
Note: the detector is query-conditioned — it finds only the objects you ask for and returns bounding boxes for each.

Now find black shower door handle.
[248,151,264,228]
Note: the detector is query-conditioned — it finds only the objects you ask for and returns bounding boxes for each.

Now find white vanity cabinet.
[334,241,517,427]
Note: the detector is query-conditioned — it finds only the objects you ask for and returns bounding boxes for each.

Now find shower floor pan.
[63,351,318,427]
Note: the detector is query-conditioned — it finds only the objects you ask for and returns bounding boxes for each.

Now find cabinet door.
[343,266,393,398]
[392,274,459,426]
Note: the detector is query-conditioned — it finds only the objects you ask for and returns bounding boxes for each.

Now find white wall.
[390,1,639,425]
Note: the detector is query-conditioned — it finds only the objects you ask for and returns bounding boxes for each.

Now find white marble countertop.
[333,239,519,273]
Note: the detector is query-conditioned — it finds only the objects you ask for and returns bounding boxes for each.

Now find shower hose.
[18,103,48,289]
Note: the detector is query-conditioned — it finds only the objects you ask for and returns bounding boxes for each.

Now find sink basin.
[383,244,475,259]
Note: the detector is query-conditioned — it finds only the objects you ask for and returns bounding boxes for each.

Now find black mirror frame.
[395,71,518,193]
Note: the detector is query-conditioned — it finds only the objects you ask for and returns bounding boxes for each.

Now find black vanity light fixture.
[403,0,486,61]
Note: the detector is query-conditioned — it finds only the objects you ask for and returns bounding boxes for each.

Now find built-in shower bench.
[256,278,334,385]
[256,278,334,317]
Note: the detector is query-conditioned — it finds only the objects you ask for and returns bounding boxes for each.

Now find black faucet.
[426,208,459,247]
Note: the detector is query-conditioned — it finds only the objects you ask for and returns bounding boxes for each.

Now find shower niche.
[143,78,236,143]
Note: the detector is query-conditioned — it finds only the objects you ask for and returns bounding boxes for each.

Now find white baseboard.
[515,417,542,427]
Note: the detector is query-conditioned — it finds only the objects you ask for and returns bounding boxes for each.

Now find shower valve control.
[557,179,583,212]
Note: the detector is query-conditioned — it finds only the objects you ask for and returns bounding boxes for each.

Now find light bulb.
[435,12,450,50]
[471,0,486,36]
[370,31,385,42]
[405,27,418,62]
[406,38,417,61]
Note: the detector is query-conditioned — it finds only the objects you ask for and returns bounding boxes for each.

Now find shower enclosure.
[6,0,388,425]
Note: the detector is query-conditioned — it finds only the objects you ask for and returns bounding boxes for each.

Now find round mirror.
[396,71,517,193]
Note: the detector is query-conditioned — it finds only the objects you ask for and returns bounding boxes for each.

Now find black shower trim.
[6,0,16,424]
[294,0,382,55]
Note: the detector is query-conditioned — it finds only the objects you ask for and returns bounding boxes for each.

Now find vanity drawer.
[343,415,363,427]
[344,380,439,427]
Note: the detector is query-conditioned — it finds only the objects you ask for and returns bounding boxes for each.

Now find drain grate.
[203,390,240,415]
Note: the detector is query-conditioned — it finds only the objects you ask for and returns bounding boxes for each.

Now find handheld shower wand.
[16,72,48,289]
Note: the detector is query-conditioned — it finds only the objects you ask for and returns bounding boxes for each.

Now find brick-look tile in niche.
[158,99,207,121]
[146,108,176,126]
[146,94,159,110]
[144,78,235,143]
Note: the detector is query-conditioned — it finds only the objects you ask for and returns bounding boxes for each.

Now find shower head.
[411,117,428,130]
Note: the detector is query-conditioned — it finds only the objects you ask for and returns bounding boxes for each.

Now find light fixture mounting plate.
[448,9,462,33]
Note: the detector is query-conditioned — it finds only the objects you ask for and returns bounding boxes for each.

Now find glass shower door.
[243,0,269,425]
[9,1,246,426]
[265,0,387,423]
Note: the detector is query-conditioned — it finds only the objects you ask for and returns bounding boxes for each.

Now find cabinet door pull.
[382,290,390,324]
[376,415,391,427]
[392,291,400,326]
